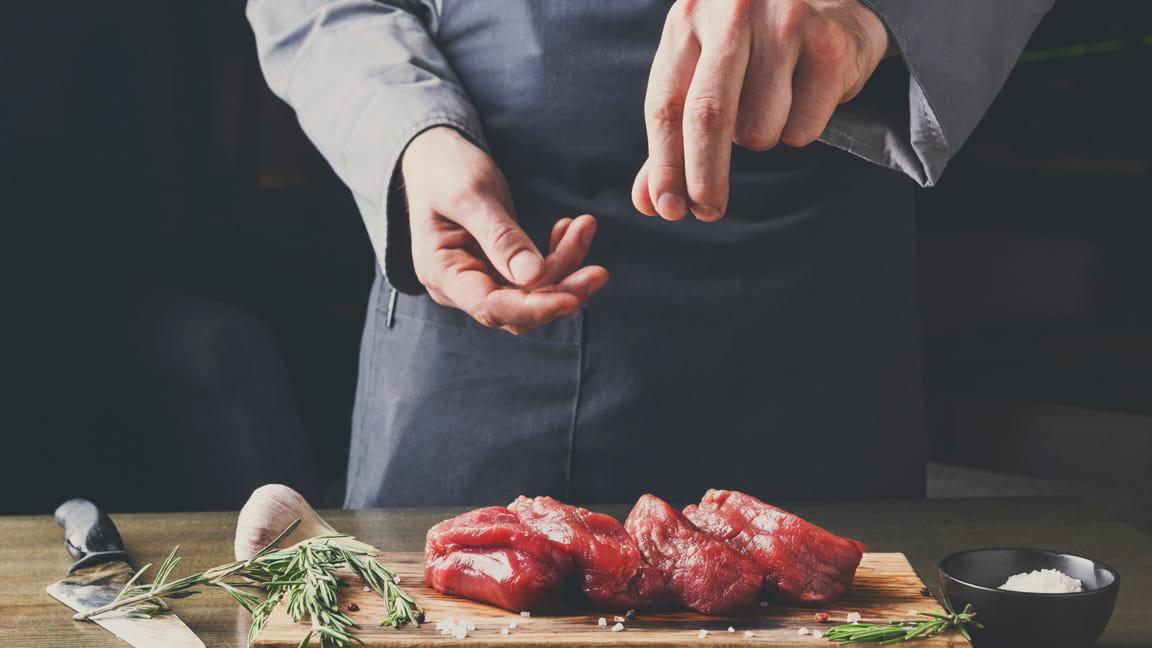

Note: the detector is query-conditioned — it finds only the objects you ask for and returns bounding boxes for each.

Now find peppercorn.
[346,602,360,612]
[415,612,426,624]
[919,586,932,597]
[625,609,637,621]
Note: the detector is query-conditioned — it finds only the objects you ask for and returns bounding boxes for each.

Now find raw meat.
[684,489,864,604]
[624,494,762,615]
[425,506,574,611]
[512,495,670,610]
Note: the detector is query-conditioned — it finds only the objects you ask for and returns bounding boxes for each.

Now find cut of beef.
[624,494,762,615]
[425,506,574,611]
[684,489,864,604]
[512,495,670,610]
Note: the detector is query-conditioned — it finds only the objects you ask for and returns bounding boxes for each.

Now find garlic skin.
[234,484,341,559]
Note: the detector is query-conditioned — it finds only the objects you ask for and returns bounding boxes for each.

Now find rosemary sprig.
[76,519,423,647]
[824,592,981,644]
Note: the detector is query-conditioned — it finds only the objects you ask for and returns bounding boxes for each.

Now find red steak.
[684,489,864,604]
[624,494,761,615]
[425,506,574,611]
[512,495,670,610]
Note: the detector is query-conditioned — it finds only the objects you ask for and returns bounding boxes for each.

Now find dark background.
[4,3,1149,529]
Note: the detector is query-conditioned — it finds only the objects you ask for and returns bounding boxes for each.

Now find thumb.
[454,197,544,286]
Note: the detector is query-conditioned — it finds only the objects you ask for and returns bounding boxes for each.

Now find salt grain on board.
[611,623,625,632]
[744,630,755,638]
[697,629,709,639]
[798,627,811,636]
[846,612,862,624]
[500,628,509,636]
[597,617,607,627]
[813,630,825,639]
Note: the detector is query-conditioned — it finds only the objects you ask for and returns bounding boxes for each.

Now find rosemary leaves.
[824,594,981,644]
[76,519,423,648]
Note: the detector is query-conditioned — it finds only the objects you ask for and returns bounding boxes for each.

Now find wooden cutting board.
[253,552,969,647]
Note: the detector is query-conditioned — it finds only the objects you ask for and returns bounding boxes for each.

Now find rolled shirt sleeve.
[823,0,1055,187]
[247,0,483,293]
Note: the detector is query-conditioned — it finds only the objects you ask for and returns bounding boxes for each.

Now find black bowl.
[939,548,1119,648]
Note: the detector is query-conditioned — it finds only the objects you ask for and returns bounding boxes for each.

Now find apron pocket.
[347,279,583,507]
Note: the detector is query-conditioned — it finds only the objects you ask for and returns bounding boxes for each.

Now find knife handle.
[54,498,131,572]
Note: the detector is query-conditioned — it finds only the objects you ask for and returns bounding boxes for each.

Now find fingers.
[733,33,797,151]
[632,161,658,217]
[486,289,581,328]
[557,264,609,300]
[782,25,854,147]
[453,196,545,286]
[681,22,751,222]
[642,13,699,221]
[540,214,597,285]
[549,217,574,253]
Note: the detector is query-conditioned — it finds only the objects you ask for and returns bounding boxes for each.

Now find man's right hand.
[401,127,609,335]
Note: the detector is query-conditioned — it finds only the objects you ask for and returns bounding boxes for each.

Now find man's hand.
[632,0,891,222]
[402,127,609,335]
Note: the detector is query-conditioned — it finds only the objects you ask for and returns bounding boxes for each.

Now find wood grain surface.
[252,552,962,647]
[2,498,1150,647]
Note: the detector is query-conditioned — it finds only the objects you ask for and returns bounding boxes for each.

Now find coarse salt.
[999,568,1083,593]
[727,627,735,633]
[813,630,825,639]
[597,617,607,627]
[846,612,862,624]
[798,627,810,636]
[362,585,371,592]
[509,622,519,629]
[612,623,625,632]
[393,575,402,584]
[698,629,710,639]
[500,628,510,636]
[520,611,532,618]
[614,615,626,623]
[907,609,919,617]
[744,631,754,639]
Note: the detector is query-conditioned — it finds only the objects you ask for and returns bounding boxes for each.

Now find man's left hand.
[632,0,891,222]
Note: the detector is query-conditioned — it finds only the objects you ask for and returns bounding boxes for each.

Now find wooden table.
[2,497,1149,647]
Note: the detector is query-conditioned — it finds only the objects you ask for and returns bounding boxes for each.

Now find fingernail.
[692,205,721,221]
[657,193,687,220]
[509,250,543,284]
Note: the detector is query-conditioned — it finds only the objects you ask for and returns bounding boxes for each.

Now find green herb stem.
[75,519,423,648]
[824,593,981,645]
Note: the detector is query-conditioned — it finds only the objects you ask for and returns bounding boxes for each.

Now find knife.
[46,498,205,648]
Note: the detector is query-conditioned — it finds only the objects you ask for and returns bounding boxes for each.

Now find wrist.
[402,126,466,177]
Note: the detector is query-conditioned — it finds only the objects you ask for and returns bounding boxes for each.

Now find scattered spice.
[625,609,638,621]
[919,586,932,597]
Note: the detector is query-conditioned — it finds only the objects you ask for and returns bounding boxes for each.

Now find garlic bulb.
[234,484,374,560]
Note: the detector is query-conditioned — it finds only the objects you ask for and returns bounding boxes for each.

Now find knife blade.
[46,498,205,648]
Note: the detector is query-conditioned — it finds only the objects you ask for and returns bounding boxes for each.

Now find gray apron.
[345,1,925,507]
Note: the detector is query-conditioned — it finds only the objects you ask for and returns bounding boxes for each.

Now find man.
[247,0,1052,507]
